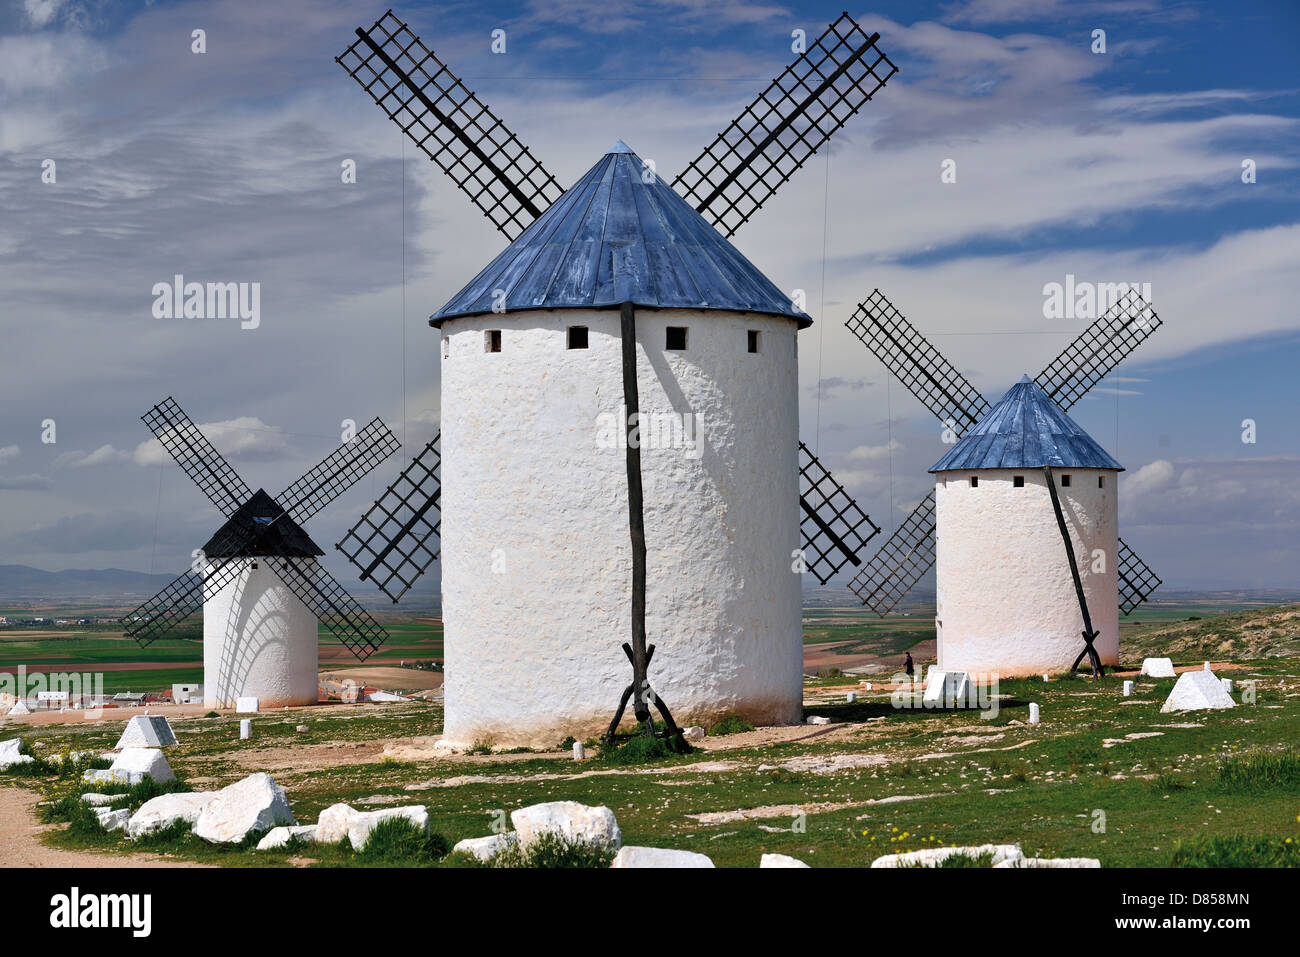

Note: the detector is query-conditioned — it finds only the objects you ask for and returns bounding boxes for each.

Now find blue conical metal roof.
[430,142,811,327]
[929,375,1123,472]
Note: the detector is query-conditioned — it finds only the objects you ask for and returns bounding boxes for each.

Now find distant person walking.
[904,652,915,682]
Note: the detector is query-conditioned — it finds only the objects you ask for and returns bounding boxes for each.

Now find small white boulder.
[1140,657,1176,678]
[194,772,295,844]
[0,738,31,768]
[805,716,831,726]
[452,832,518,863]
[256,824,318,850]
[127,791,215,838]
[511,801,621,851]
[611,846,714,868]
[871,844,1023,868]
[95,807,130,832]
[81,793,122,807]
[760,853,810,868]
[994,856,1101,868]
[682,726,706,743]
[314,803,362,844]
[347,806,429,851]
[85,748,175,785]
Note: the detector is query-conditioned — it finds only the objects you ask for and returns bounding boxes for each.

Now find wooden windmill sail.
[334,10,899,741]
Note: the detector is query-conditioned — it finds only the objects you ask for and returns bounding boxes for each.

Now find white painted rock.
[315,803,362,844]
[95,807,130,832]
[760,853,810,868]
[127,791,215,838]
[114,715,178,749]
[1028,703,1041,725]
[347,806,430,851]
[7,700,30,715]
[573,741,585,761]
[256,824,318,850]
[610,846,714,868]
[0,738,33,768]
[1140,657,1176,678]
[682,726,706,742]
[239,719,252,740]
[923,669,970,706]
[871,844,1023,868]
[81,793,122,807]
[1123,680,1134,696]
[1221,678,1234,694]
[994,856,1101,868]
[805,715,831,726]
[85,747,175,785]
[1161,670,1236,713]
[511,801,621,851]
[236,697,259,714]
[452,832,518,862]
[194,772,295,844]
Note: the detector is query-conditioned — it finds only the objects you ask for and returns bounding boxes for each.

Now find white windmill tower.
[929,375,1123,676]
[334,11,897,746]
[124,398,400,709]
[844,290,1164,678]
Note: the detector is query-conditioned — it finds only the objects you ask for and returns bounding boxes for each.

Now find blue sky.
[0,0,1297,591]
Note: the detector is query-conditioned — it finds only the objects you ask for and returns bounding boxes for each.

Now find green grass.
[707,714,755,736]
[1170,835,1300,868]
[1215,748,1300,792]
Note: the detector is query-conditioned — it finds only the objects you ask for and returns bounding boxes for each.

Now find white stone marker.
[1221,678,1233,694]
[1123,680,1134,697]
[239,719,252,740]
[115,714,178,749]
[1204,661,1212,671]
[573,740,584,761]
[846,692,856,703]
[1028,703,1040,725]
[236,697,259,714]
[1161,670,1236,713]
[1042,674,1050,683]
[1140,657,1176,678]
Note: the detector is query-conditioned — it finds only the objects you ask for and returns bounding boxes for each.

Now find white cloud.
[848,439,903,462]
[23,0,65,28]
[0,445,19,463]
[54,444,132,469]
[132,417,293,467]
[0,474,51,490]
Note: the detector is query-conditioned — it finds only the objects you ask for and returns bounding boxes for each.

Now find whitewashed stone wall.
[203,558,319,709]
[439,307,803,747]
[933,467,1119,676]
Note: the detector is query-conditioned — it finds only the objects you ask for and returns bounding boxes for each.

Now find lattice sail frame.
[1038,289,1162,411]
[279,418,400,525]
[142,397,252,518]
[337,434,442,603]
[673,13,898,237]
[337,10,564,240]
[797,442,881,586]
[847,290,990,438]
[1117,537,1162,616]
[848,493,936,614]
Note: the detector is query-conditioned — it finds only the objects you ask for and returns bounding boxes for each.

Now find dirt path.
[0,786,210,868]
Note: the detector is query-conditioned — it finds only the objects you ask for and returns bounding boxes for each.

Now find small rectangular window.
[485,330,502,353]
[442,338,449,359]
[747,329,760,353]
[1099,475,1105,489]
[1061,474,1071,487]
[666,326,688,350]
[567,325,588,349]
[1013,475,1025,488]
[969,476,978,488]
